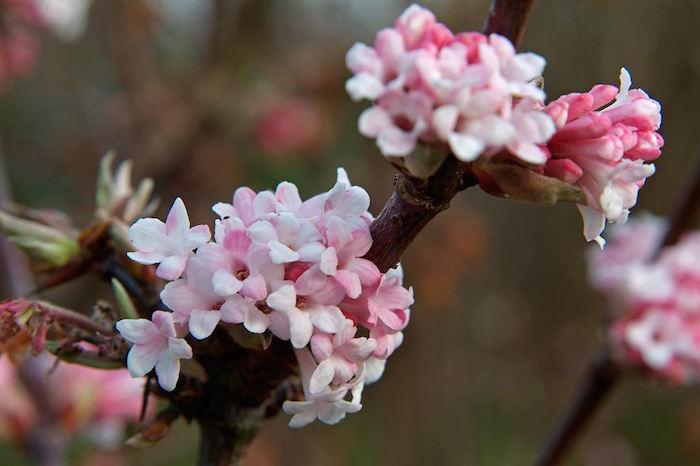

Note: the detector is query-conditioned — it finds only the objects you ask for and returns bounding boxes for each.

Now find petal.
[448,133,485,162]
[358,107,392,137]
[309,306,346,334]
[577,204,607,247]
[432,105,459,141]
[165,198,191,235]
[151,310,177,337]
[129,218,166,252]
[188,309,222,340]
[116,319,157,344]
[289,310,314,348]
[309,359,336,394]
[266,285,297,312]
[320,247,339,276]
[241,274,268,301]
[212,269,243,297]
[345,258,380,287]
[167,337,193,359]
[183,225,211,250]
[127,251,166,265]
[156,255,189,281]
[275,182,303,211]
[268,240,300,264]
[244,307,271,334]
[155,355,181,392]
[127,341,164,377]
[334,270,362,299]
[248,221,277,244]
[284,403,318,428]
[346,73,385,101]
[219,295,249,324]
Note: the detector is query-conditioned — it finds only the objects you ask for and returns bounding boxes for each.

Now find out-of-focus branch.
[483,0,536,43]
[534,148,700,466]
[533,347,621,466]
[655,151,700,256]
[364,0,536,273]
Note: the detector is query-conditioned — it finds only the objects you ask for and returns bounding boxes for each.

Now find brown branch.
[533,148,700,466]
[533,347,621,466]
[364,0,536,273]
[483,0,536,42]
[34,301,115,336]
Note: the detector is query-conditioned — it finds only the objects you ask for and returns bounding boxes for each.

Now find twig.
[533,148,700,466]
[364,0,536,273]
[533,347,621,466]
[34,301,114,335]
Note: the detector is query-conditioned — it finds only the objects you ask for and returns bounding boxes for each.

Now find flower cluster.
[545,69,663,247]
[347,4,552,169]
[117,169,413,426]
[0,353,146,448]
[347,4,664,245]
[589,216,700,383]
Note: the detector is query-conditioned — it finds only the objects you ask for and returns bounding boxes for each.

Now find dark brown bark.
[364,0,537,273]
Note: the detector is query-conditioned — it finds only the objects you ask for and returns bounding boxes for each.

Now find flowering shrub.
[347,4,663,245]
[118,169,413,426]
[589,216,700,383]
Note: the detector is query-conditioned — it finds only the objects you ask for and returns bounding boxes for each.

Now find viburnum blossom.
[589,216,700,383]
[116,310,193,392]
[545,68,663,247]
[347,4,553,172]
[127,197,211,281]
[117,168,413,425]
[347,5,664,245]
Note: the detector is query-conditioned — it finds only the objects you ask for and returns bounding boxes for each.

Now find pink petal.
[165,197,190,235]
[156,254,189,281]
[183,224,211,250]
[167,337,192,360]
[335,269,362,299]
[116,319,157,344]
[188,309,221,340]
[127,251,166,265]
[212,269,243,297]
[266,285,297,313]
[155,355,180,391]
[309,359,335,394]
[127,340,165,377]
[129,218,166,252]
[345,258,381,287]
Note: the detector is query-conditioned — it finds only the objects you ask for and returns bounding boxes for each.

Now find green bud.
[0,211,80,267]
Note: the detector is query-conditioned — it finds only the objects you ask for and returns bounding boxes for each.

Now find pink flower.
[266,283,346,349]
[123,168,413,425]
[282,348,363,427]
[347,5,552,174]
[587,214,666,294]
[249,213,324,264]
[545,68,663,246]
[128,197,211,280]
[308,320,376,394]
[116,310,193,391]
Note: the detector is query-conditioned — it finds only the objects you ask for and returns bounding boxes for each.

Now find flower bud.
[0,210,79,267]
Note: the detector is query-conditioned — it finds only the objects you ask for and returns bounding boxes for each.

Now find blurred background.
[0,0,699,465]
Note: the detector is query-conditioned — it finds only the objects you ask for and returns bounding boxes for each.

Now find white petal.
[188,309,221,340]
[448,133,485,162]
